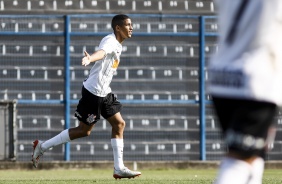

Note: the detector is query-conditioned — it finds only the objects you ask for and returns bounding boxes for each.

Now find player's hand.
[82,51,91,66]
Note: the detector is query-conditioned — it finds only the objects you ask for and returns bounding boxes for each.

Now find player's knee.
[113,120,126,134]
[84,130,92,137]
[76,130,91,137]
[78,125,92,137]
[118,120,126,129]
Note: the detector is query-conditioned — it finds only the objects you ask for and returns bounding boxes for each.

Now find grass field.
[0,169,282,184]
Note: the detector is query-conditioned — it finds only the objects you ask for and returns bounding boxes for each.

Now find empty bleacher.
[3,1,281,162]
[0,0,216,15]
[0,14,208,162]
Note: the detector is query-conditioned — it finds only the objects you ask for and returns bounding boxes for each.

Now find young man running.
[32,14,141,179]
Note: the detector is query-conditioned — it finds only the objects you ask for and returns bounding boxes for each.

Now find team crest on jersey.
[86,114,96,124]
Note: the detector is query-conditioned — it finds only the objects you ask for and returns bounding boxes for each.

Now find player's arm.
[82,50,106,66]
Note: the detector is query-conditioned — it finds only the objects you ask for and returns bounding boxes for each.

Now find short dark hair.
[111,14,130,31]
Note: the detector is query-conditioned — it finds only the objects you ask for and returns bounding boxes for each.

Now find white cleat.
[31,140,44,168]
[113,167,141,179]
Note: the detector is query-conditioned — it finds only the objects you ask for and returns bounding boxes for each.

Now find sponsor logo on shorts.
[86,114,96,124]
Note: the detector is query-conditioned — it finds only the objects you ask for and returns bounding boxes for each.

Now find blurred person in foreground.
[32,14,141,179]
[208,0,282,183]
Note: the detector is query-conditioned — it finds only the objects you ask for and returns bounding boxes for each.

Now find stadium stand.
[0,11,221,162]
[0,0,215,15]
[2,0,281,162]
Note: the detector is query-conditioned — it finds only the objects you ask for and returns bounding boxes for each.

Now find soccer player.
[32,14,141,179]
[208,0,282,184]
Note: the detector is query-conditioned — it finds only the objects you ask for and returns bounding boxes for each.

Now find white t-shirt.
[83,33,122,97]
[208,0,282,105]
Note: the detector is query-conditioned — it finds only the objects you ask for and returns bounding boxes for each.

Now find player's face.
[117,18,133,41]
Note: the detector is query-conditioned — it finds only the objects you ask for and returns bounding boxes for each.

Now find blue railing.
[199,16,217,160]
[0,14,217,161]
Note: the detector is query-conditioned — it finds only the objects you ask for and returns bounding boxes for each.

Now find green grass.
[0,169,281,184]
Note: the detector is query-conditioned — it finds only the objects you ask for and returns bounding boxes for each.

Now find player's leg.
[107,112,125,169]
[41,122,95,151]
[102,94,125,170]
[32,122,95,168]
[107,112,141,179]
[212,97,252,184]
[102,93,141,179]
[212,97,277,184]
[108,112,125,138]
[32,85,100,168]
